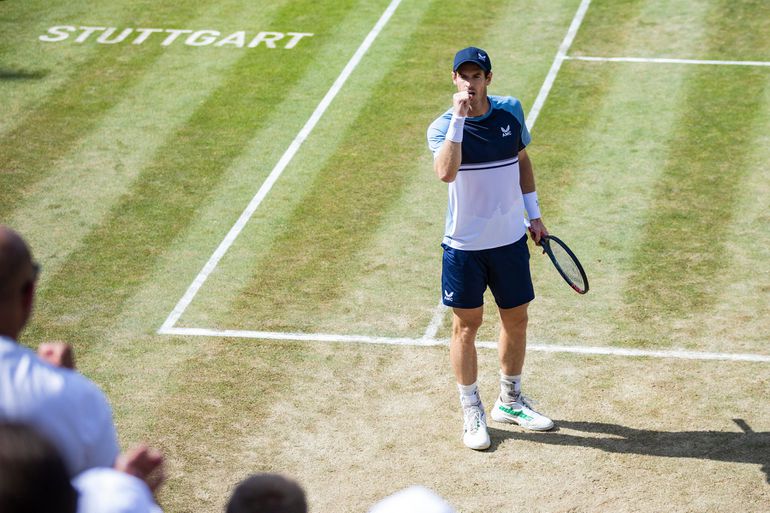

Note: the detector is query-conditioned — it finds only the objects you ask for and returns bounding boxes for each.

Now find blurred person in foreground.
[0,421,78,513]
[226,473,307,513]
[74,446,164,513]
[0,421,164,513]
[0,225,165,510]
[0,224,119,475]
[368,486,456,513]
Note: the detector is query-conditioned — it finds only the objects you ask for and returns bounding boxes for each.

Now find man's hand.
[37,342,75,369]
[115,444,166,493]
[529,218,549,245]
[453,91,471,117]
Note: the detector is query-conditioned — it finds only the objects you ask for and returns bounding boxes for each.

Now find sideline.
[159,0,403,332]
[526,0,593,127]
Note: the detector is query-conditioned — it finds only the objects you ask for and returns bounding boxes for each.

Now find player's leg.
[441,244,490,450]
[450,306,489,449]
[497,302,528,377]
[450,307,483,386]
[451,309,490,451]
[487,236,554,431]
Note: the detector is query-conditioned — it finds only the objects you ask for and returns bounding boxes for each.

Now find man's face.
[452,62,492,103]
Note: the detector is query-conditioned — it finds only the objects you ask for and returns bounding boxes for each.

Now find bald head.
[0,226,33,299]
[0,226,36,338]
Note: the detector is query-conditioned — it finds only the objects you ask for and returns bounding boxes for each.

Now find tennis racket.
[539,235,589,294]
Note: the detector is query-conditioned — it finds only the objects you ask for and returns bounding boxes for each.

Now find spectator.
[74,462,163,513]
[368,486,456,513]
[0,224,120,476]
[0,421,164,513]
[226,473,307,513]
[0,421,78,513]
[72,442,166,513]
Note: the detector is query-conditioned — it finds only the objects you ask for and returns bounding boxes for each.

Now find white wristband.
[523,191,541,220]
[445,115,465,143]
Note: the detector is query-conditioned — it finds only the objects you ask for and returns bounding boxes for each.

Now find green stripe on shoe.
[498,405,533,421]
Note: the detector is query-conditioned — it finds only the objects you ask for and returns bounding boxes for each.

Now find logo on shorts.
[501,125,511,137]
[444,290,454,302]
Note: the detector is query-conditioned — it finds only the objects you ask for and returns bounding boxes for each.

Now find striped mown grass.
[621,0,770,346]
[180,0,579,337]
[0,0,216,218]
[185,0,590,338]
[8,4,301,281]
[23,0,356,350]
[471,0,770,351]
[1,1,768,512]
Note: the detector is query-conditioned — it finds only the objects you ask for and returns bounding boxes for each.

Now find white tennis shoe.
[462,403,491,450]
[491,394,554,431]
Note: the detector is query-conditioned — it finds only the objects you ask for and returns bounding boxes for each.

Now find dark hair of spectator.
[226,473,307,513]
[0,422,78,513]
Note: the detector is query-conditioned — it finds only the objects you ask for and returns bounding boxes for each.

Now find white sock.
[457,382,481,407]
[499,372,521,403]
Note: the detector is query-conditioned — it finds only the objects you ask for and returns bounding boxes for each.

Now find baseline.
[160,326,770,363]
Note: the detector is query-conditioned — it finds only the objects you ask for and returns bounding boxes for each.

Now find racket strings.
[550,242,587,290]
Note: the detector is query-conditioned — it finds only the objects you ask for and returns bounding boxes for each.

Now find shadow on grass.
[0,68,48,80]
[488,418,769,483]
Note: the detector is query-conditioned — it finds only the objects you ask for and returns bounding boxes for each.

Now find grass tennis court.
[2,0,768,511]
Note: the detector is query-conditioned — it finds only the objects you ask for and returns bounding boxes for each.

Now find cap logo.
[477,52,486,61]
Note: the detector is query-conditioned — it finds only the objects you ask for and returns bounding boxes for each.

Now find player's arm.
[434,91,471,183]
[519,148,549,243]
[434,137,462,183]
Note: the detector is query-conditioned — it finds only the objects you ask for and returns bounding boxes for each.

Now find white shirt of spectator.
[0,335,120,476]
[368,486,456,513]
[74,467,162,513]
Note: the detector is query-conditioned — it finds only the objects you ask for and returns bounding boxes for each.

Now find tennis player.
[427,47,554,450]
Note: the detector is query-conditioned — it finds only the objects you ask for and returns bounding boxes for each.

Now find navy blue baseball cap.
[453,47,492,73]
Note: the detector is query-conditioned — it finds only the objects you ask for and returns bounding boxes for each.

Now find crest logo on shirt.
[444,290,455,302]
[501,125,511,137]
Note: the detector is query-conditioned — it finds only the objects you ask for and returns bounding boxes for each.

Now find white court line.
[526,0,592,128]
[158,0,770,366]
[160,327,770,363]
[566,55,770,67]
[159,0,403,332]
[423,0,593,336]
[421,301,447,341]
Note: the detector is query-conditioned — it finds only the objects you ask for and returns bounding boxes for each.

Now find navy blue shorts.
[441,235,534,309]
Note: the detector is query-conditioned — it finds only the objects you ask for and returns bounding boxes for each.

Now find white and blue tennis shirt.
[427,95,531,251]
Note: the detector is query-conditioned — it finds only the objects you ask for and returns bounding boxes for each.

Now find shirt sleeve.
[74,468,163,513]
[73,374,121,471]
[498,96,531,150]
[514,99,531,150]
[427,110,453,158]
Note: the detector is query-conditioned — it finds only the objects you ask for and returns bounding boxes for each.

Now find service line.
[160,326,770,363]
[566,55,770,67]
